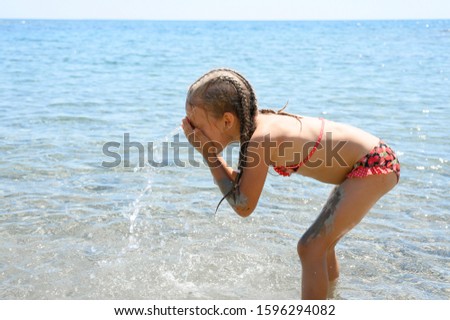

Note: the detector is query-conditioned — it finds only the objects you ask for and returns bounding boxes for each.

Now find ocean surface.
[0,19,449,299]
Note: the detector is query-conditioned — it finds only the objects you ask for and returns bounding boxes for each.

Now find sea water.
[0,20,449,299]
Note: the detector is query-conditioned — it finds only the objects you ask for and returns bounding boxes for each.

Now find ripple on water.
[1,20,449,299]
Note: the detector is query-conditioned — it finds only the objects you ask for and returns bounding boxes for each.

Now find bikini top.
[272,118,325,177]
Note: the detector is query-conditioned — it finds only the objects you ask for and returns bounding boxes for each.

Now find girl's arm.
[210,155,238,182]
[182,118,268,217]
[210,143,269,217]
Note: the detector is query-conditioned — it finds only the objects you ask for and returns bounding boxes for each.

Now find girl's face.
[185,103,239,151]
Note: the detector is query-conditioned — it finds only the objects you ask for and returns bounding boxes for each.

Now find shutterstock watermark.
[102,133,348,169]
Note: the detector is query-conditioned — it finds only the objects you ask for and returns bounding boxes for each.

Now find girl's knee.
[297,239,310,261]
[297,235,326,262]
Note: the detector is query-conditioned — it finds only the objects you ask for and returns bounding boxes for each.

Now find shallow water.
[0,20,449,299]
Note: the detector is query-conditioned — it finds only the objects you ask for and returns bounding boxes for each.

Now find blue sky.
[2,0,450,20]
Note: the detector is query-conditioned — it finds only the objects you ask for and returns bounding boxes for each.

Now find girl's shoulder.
[252,113,305,142]
[251,113,278,143]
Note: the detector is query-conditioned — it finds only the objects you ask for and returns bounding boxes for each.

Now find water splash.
[127,125,183,249]
[129,179,152,235]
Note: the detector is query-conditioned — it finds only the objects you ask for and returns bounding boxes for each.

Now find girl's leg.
[327,244,339,282]
[326,241,341,299]
[297,173,398,300]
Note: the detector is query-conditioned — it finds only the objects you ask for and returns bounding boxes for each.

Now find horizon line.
[1,17,450,22]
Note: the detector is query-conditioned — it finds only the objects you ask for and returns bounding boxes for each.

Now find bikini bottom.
[346,141,400,182]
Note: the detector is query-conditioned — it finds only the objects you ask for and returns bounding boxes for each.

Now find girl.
[181,68,400,300]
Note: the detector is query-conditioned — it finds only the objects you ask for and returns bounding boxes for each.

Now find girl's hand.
[181,117,220,159]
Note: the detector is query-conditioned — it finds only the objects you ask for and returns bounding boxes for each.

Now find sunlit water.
[0,20,449,299]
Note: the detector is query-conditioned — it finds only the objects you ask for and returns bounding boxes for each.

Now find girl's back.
[255,114,380,184]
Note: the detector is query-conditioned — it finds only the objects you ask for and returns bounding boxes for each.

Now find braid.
[215,75,255,181]
[187,68,259,213]
[212,74,256,214]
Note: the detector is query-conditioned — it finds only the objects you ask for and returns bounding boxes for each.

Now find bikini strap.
[274,117,325,175]
[300,117,325,167]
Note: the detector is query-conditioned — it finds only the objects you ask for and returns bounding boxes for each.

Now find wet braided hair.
[187,68,302,212]
[187,68,258,211]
